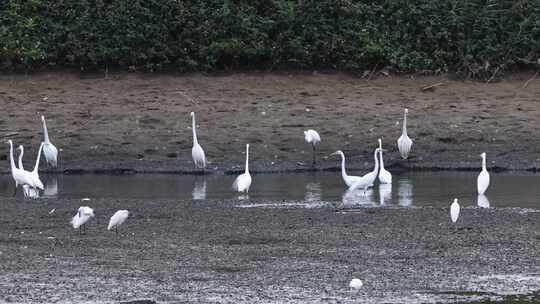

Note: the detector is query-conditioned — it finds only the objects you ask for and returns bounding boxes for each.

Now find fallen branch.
[522,70,539,89]
[420,82,444,92]
[367,61,380,81]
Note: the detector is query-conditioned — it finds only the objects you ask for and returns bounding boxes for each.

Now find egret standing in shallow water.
[304,129,321,165]
[190,112,206,172]
[477,152,490,195]
[378,138,392,184]
[232,144,252,193]
[397,108,413,160]
[7,140,33,197]
[41,116,58,168]
[350,147,381,194]
[108,210,129,234]
[17,145,43,198]
[330,150,362,187]
[71,206,95,234]
[450,198,460,223]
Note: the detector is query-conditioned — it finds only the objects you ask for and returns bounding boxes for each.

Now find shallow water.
[1,171,539,209]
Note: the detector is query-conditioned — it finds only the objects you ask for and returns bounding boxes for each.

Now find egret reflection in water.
[342,188,376,207]
[379,183,392,205]
[43,176,58,197]
[304,182,321,203]
[477,194,490,208]
[398,178,413,207]
[192,178,207,200]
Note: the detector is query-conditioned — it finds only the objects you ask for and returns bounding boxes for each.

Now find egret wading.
[6,140,33,197]
[378,138,392,184]
[304,129,321,166]
[350,147,381,194]
[190,112,206,172]
[108,210,129,234]
[397,108,413,160]
[41,116,58,168]
[17,145,42,198]
[232,144,252,193]
[330,150,362,187]
[477,152,490,195]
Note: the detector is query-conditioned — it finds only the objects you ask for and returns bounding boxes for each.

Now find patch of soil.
[0,71,539,173]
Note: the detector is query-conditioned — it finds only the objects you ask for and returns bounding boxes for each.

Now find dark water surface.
[1,171,539,209]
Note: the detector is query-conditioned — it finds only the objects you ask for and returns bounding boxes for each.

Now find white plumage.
[450,198,460,223]
[18,143,45,192]
[71,206,95,229]
[6,140,34,196]
[477,152,490,195]
[477,194,490,208]
[232,144,252,193]
[304,129,321,165]
[331,150,362,187]
[378,138,392,184]
[41,116,58,168]
[349,278,363,290]
[190,112,207,170]
[397,108,413,159]
[349,147,381,193]
[304,129,321,145]
[108,210,129,232]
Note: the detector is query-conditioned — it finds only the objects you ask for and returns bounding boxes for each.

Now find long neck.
[192,115,198,145]
[482,155,486,170]
[33,143,44,172]
[8,142,16,171]
[373,149,379,174]
[18,147,24,170]
[340,153,348,180]
[43,119,50,143]
[379,145,385,169]
[244,145,249,173]
[402,111,408,136]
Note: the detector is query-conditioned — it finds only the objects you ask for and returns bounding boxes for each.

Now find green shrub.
[1,0,539,75]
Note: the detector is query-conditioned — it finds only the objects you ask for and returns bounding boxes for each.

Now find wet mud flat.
[0,197,539,303]
[1,72,540,174]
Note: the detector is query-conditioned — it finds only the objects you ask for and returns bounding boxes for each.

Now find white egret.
[6,140,33,197]
[304,129,321,165]
[41,116,58,168]
[71,206,95,234]
[397,108,413,159]
[477,194,490,208]
[349,278,363,290]
[349,148,381,194]
[450,198,460,223]
[190,112,206,171]
[232,144,252,193]
[477,152,490,195]
[330,150,362,187]
[17,144,44,192]
[378,138,392,184]
[107,210,129,234]
[17,146,33,198]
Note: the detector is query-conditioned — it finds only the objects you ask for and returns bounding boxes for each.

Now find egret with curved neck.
[349,147,381,194]
[190,112,207,171]
[6,140,32,197]
[477,152,490,195]
[330,150,361,187]
[41,116,58,168]
[397,108,413,160]
[232,144,252,193]
[378,138,392,184]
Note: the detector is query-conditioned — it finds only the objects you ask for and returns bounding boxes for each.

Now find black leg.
[12,186,17,197]
[116,226,118,235]
[312,145,316,166]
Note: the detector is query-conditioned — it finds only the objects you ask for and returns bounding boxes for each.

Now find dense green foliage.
[1,0,539,75]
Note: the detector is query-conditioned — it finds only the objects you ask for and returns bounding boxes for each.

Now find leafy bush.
[1,0,539,76]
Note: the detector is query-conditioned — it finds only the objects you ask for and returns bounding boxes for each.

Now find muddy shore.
[1,71,539,174]
[0,197,539,303]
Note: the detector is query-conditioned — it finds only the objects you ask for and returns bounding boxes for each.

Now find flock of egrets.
[6,108,490,233]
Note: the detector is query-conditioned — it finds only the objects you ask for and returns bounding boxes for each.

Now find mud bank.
[0,197,539,303]
[1,71,539,174]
